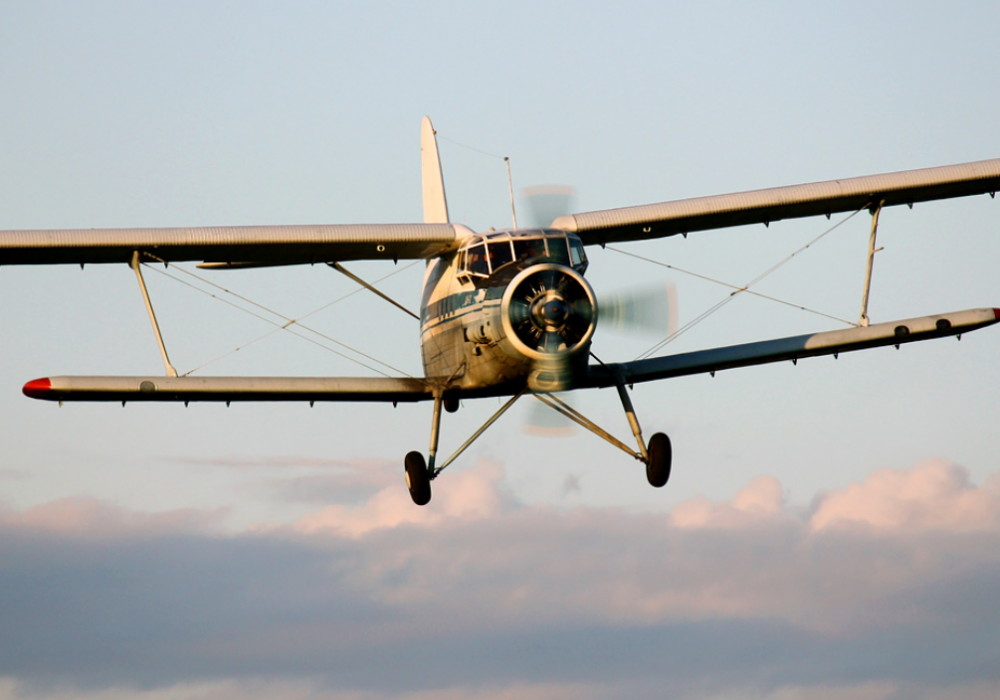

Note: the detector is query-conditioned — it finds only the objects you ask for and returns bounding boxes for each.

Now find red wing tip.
[23,377,52,398]
[994,308,1000,320]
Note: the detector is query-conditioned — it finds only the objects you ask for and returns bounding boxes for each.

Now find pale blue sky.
[1,2,999,698]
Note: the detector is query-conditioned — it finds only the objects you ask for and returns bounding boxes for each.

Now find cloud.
[0,461,998,699]
[291,459,515,536]
[670,474,787,528]
[809,459,1000,532]
[169,455,408,505]
[0,497,226,539]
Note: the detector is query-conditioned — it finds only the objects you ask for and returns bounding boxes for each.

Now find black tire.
[444,396,460,413]
[646,432,672,488]
[404,451,432,506]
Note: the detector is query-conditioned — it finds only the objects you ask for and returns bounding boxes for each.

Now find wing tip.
[23,377,52,399]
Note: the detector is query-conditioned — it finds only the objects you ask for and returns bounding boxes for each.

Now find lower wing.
[582,307,1000,388]
[23,375,432,403]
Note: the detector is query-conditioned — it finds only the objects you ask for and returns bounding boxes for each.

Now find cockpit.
[458,229,588,283]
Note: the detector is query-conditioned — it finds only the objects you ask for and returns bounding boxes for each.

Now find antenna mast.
[505,156,518,229]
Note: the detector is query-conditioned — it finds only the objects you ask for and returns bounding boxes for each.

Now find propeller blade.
[523,392,579,437]
[521,185,577,228]
[599,282,679,337]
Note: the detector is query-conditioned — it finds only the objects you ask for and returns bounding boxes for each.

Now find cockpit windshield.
[459,230,586,281]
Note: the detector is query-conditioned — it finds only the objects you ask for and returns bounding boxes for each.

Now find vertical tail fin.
[421,116,450,224]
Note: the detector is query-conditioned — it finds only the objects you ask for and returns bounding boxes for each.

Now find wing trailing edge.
[553,158,1000,246]
[583,307,1000,388]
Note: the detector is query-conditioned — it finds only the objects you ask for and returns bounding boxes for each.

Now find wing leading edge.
[553,158,1000,246]
[582,307,1000,389]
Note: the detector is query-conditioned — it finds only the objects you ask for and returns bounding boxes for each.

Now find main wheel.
[645,432,672,488]
[404,451,432,506]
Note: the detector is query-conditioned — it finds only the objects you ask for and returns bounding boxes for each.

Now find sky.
[1,1,999,698]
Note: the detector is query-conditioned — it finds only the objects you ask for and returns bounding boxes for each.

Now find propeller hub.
[536,296,568,328]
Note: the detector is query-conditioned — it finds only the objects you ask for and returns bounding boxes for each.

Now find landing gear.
[645,432,672,487]
[404,377,672,505]
[404,451,431,506]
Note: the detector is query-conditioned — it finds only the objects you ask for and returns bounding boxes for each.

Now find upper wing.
[552,158,1000,246]
[0,223,469,265]
[582,307,1000,388]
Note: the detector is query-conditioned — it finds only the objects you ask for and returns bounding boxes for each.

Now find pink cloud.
[809,460,1000,533]
[670,475,787,529]
[274,460,1000,635]
[1,497,226,538]
[292,459,514,537]
[1,461,999,697]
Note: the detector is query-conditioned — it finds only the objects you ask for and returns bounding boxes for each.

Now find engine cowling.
[500,263,597,391]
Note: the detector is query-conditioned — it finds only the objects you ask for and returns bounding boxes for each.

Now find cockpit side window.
[569,238,587,269]
[546,238,570,266]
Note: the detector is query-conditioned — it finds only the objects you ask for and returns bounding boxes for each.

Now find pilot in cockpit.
[466,247,489,275]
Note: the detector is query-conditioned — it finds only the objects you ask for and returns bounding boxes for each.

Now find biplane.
[2,117,998,505]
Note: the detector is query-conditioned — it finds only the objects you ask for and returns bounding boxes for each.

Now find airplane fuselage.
[418,228,595,394]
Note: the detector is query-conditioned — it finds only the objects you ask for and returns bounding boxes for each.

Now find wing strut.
[130,252,178,377]
[858,200,884,327]
[329,262,419,320]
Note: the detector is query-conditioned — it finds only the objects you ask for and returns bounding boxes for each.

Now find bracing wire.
[608,247,857,327]
[436,134,506,161]
[142,257,419,377]
[627,207,865,360]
